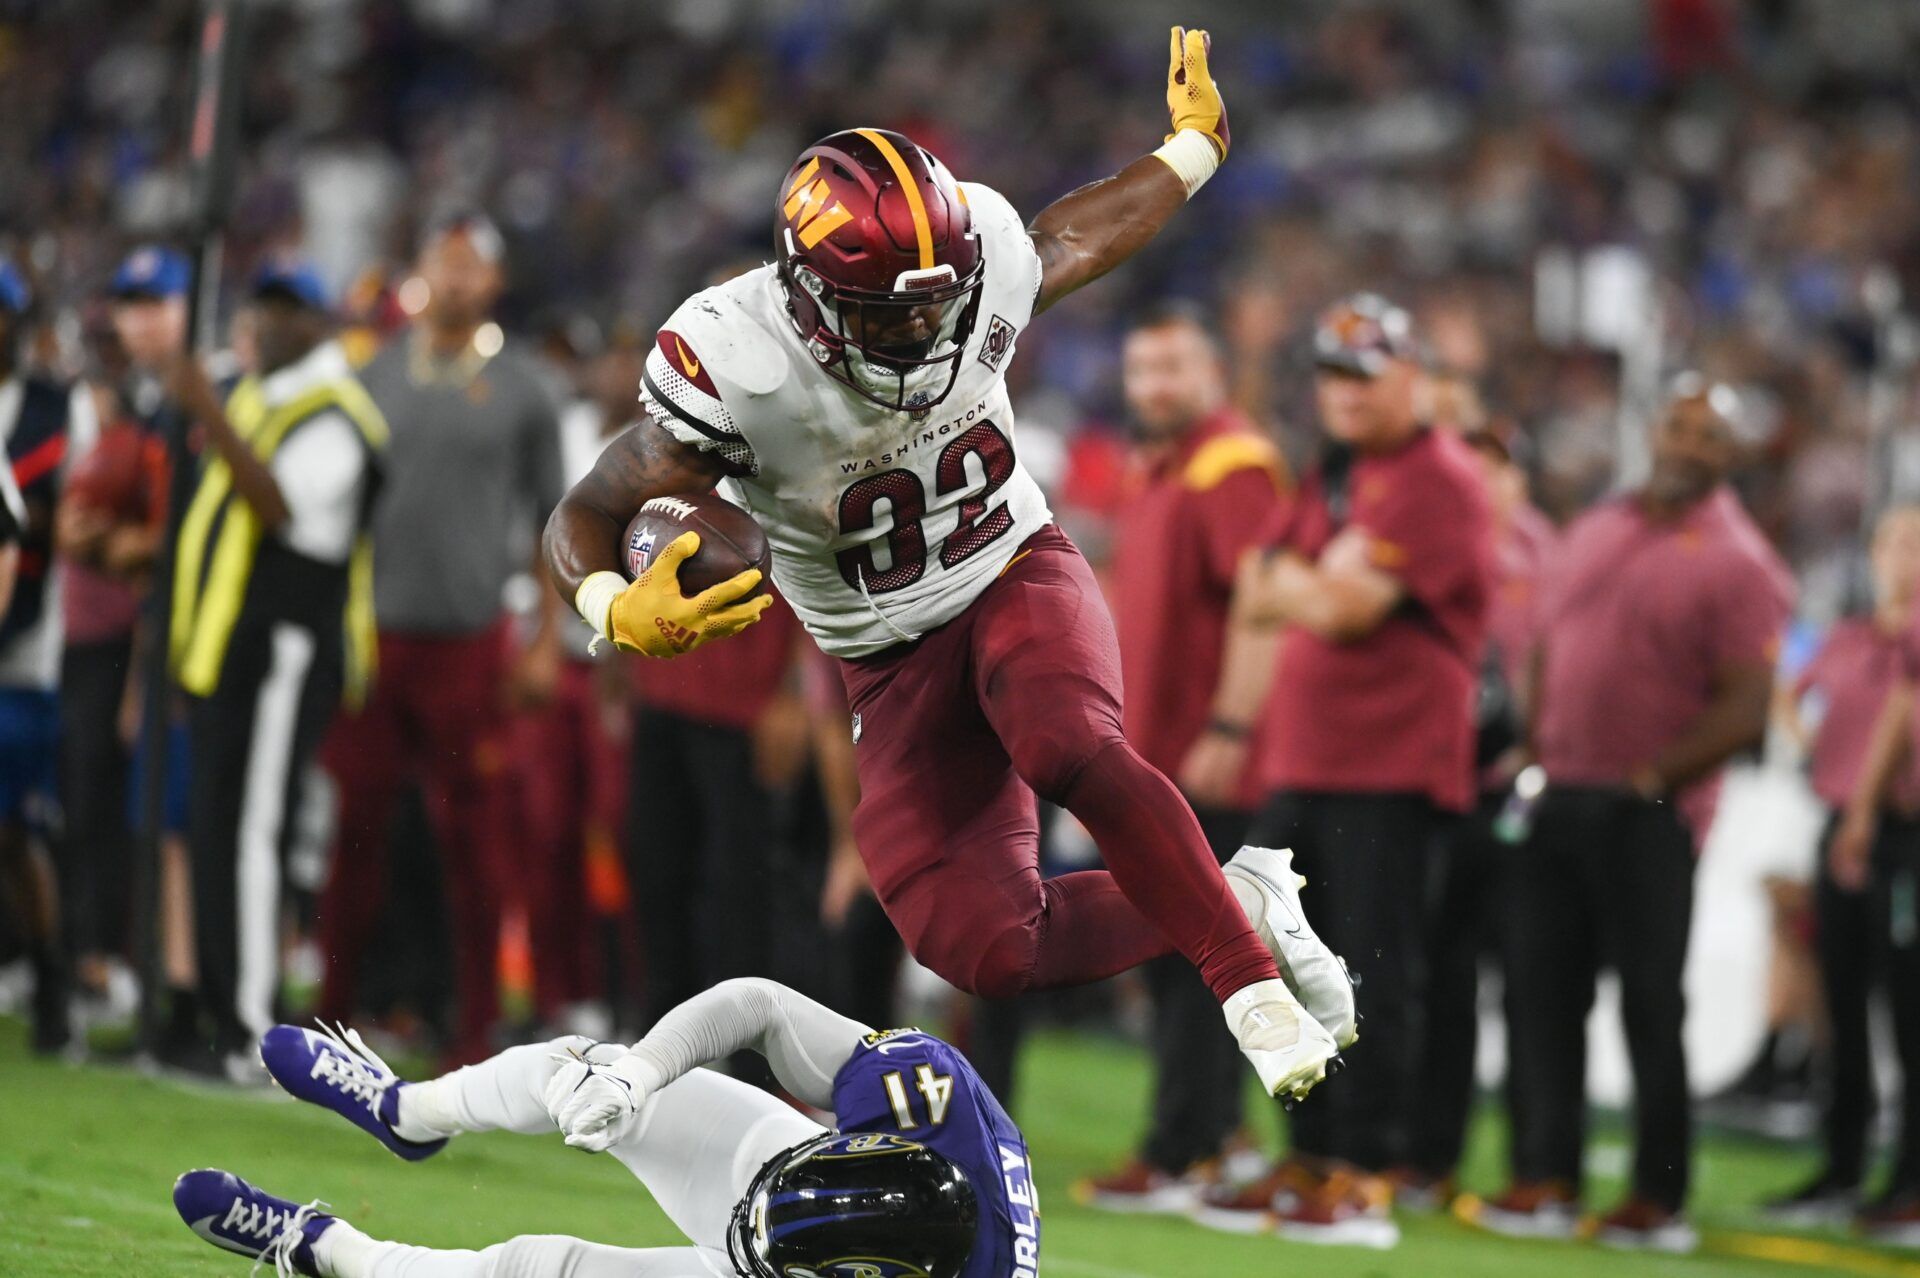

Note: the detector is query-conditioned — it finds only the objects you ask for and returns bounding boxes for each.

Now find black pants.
[1250,790,1439,1171]
[1138,804,1251,1173]
[626,705,778,1037]
[1503,786,1694,1210]
[1411,790,1505,1178]
[57,636,134,959]
[1817,811,1920,1193]
[827,891,904,1033]
[188,621,341,1054]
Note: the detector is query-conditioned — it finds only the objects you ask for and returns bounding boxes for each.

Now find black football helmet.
[726,1132,978,1278]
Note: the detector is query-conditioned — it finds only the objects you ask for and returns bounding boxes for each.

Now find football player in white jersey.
[547,28,1357,1102]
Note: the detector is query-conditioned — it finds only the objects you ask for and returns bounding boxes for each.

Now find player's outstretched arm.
[1029,25,1228,314]
[542,417,770,657]
[548,979,874,1152]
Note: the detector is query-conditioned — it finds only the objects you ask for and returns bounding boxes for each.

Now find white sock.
[312,1220,379,1278]
[392,1041,580,1142]
[391,1080,462,1143]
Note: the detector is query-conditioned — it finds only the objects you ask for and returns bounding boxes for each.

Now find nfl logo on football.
[627,526,657,576]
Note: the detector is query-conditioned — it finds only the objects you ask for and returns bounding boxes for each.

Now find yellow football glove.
[606,532,770,658]
[1166,26,1228,159]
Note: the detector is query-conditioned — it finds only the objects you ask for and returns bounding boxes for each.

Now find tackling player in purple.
[172,979,1036,1278]
[834,1027,1041,1278]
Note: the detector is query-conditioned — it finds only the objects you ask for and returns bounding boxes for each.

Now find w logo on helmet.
[784,158,855,249]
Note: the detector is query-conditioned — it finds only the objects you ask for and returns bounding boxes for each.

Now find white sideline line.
[0,1163,178,1222]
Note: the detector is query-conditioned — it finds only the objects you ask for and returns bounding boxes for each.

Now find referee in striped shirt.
[167,259,387,1081]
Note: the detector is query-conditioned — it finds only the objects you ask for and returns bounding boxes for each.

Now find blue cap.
[0,258,28,315]
[250,254,330,312]
[110,245,190,299]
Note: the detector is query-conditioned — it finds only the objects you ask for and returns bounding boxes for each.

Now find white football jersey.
[638,181,1053,658]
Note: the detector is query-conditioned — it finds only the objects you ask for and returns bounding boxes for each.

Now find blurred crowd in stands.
[6,0,1918,584]
[2,0,1919,1255]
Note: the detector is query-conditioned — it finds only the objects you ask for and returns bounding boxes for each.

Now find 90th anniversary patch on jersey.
[977,315,1017,372]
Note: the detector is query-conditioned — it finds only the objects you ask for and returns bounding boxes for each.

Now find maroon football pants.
[511,658,626,1019]
[839,524,1278,1004]
[316,622,516,1063]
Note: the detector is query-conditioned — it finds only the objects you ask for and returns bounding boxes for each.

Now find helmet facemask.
[783,239,985,413]
[724,1131,979,1278]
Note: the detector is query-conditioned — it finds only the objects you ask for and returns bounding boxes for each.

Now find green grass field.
[2,1016,1916,1278]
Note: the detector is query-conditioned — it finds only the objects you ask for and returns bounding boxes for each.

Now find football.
[621,491,772,597]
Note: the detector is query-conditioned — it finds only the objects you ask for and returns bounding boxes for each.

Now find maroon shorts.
[838,524,1129,980]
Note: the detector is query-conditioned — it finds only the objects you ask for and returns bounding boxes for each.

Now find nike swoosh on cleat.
[674,336,700,379]
[1239,863,1311,930]
[188,1217,259,1258]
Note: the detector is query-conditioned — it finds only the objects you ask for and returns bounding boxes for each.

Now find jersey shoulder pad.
[959,181,1042,314]
[641,276,791,475]
[663,274,793,398]
[1183,432,1284,492]
[839,1028,974,1092]
[957,181,1026,246]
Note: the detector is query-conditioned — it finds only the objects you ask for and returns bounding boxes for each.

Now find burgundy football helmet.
[775,128,985,412]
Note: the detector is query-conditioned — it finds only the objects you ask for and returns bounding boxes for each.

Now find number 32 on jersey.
[882,1065,955,1130]
[835,420,1016,593]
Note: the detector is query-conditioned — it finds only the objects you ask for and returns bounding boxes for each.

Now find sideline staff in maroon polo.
[1079,302,1289,1213]
[1487,378,1793,1252]
[1769,506,1920,1235]
[1216,294,1494,1239]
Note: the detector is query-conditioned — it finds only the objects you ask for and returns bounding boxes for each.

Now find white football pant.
[315,1037,825,1278]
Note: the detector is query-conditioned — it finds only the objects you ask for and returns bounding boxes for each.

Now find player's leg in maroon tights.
[871,769,1173,1000]
[970,529,1279,1004]
[842,526,1277,1003]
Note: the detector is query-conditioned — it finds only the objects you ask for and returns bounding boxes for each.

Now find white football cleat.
[1224,978,1338,1103]
[1225,846,1359,1048]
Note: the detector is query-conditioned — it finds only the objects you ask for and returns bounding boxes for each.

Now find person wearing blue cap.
[162,254,390,1080]
[110,244,193,303]
[0,254,94,1054]
[54,244,195,1065]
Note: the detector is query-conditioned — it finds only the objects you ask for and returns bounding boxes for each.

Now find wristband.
[1152,129,1222,199]
[1208,717,1251,740]
[574,570,627,647]
[621,1043,678,1099]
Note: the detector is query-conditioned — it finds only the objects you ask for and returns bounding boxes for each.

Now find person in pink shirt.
[1480,379,1794,1252]
[1770,506,1920,1241]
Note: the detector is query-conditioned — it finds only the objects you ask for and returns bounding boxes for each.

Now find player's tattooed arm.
[1028,156,1190,316]
[541,416,727,600]
[1028,27,1226,315]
